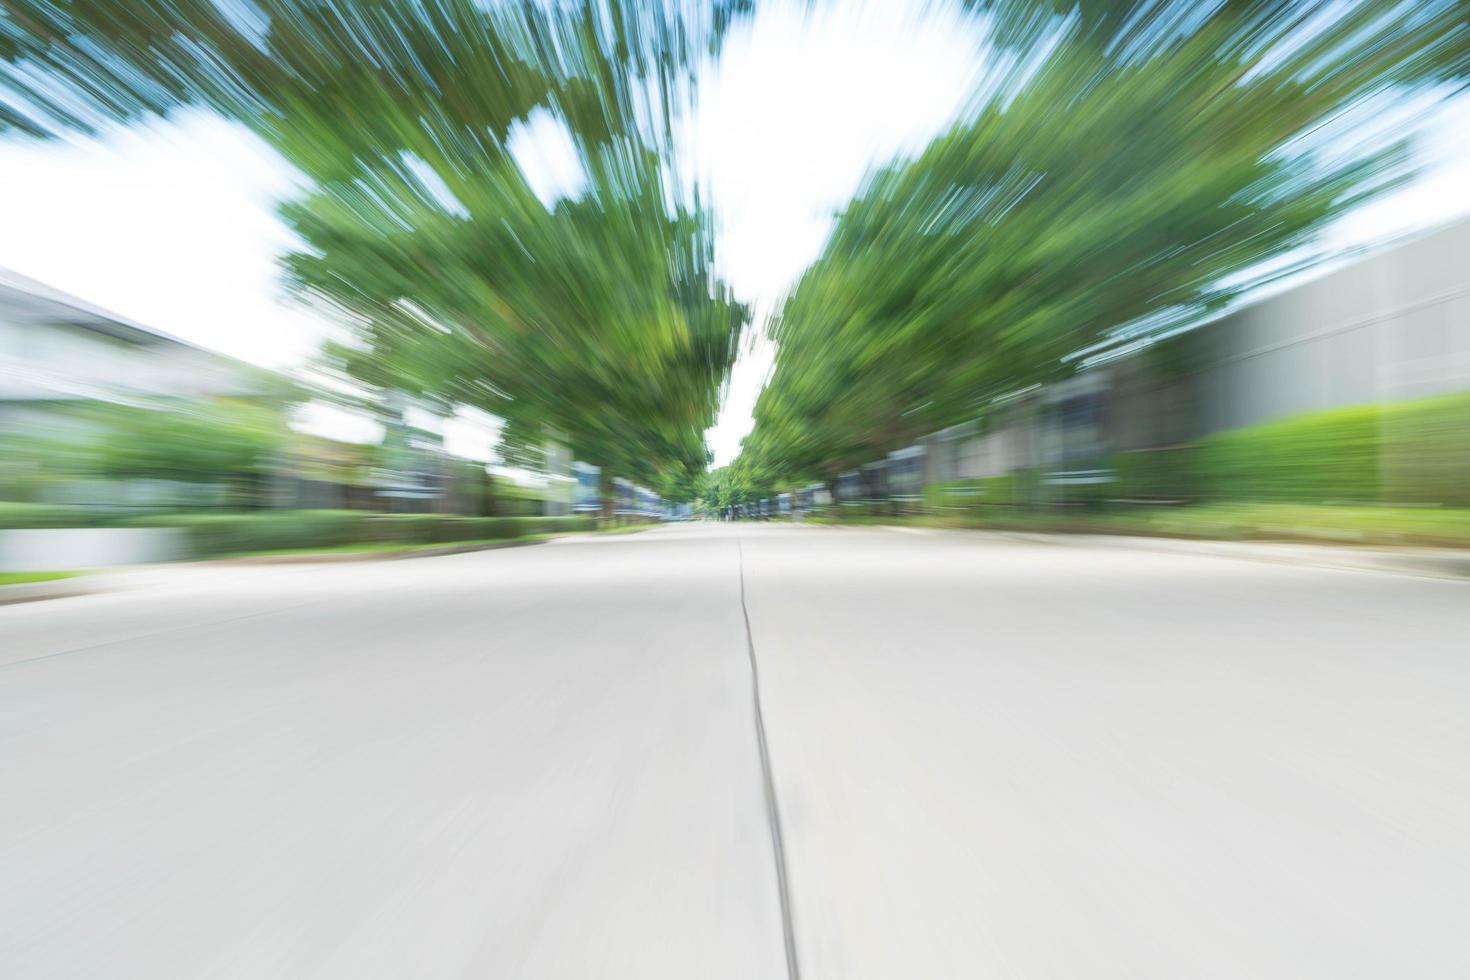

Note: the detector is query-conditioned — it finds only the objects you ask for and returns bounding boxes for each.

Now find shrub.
[925,480,975,512]
[0,502,136,528]
[362,514,594,543]
[134,510,371,557]
[360,514,455,544]
[1195,402,1382,503]
[924,472,1034,512]
[127,511,597,557]
[492,496,546,517]
[1379,392,1470,507]
[1163,390,1470,506]
[978,474,1018,506]
[1,503,598,558]
[1112,446,1199,501]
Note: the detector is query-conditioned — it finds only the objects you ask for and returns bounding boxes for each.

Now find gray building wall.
[1180,218,1470,437]
[920,217,1470,481]
[921,401,1043,483]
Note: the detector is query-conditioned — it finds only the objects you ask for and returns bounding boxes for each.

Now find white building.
[0,269,270,435]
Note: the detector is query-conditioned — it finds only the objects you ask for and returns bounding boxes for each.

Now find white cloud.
[690,0,984,308]
[401,150,470,219]
[0,111,331,370]
[2,15,1467,471]
[442,405,504,462]
[689,0,987,466]
[507,107,587,209]
[704,330,777,469]
[1324,91,1470,251]
[292,401,384,445]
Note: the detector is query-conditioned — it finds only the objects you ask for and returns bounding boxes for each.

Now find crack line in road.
[737,534,802,980]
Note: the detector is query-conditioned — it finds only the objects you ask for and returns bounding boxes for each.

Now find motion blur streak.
[3,1,1470,979]
[732,0,1470,506]
[3,0,753,500]
[4,524,1470,978]
[2,529,790,979]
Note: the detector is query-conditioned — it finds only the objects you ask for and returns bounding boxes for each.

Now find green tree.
[739,0,1469,488]
[2,0,753,498]
[77,400,287,504]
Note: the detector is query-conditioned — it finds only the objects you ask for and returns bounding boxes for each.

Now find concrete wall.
[0,528,184,571]
[918,218,1470,477]
[922,401,1045,483]
[1180,219,1470,437]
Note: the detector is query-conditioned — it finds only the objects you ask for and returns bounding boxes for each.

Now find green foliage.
[0,571,79,586]
[736,0,1467,488]
[1196,405,1383,504]
[1,401,289,509]
[0,502,134,528]
[0,502,595,553]
[81,401,285,485]
[132,511,594,557]
[135,510,372,556]
[296,145,747,489]
[927,475,1011,510]
[490,489,547,518]
[2,1,757,143]
[934,392,1460,511]
[358,514,594,545]
[1378,392,1470,507]
[2,0,753,493]
[1111,447,1199,502]
[0,433,55,502]
[824,503,1470,548]
[1120,392,1470,506]
[698,465,747,511]
[924,471,1044,513]
[272,0,751,491]
[7,1,1466,500]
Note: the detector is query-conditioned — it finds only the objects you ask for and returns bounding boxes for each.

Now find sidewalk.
[923,526,1470,581]
[201,536,549,566]
[0,577,97,606]
[0,537,558,607]
[0,528,656,606]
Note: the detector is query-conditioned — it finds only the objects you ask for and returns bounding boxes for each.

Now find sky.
[1,0,1468,468]
[688,0,984,465]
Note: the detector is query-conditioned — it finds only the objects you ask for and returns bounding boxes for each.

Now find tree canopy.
[4,0,1467,503]
[1,0,753,493]
[735,0,1470,494]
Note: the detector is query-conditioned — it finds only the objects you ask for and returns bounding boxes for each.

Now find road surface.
[3,523,1468,978]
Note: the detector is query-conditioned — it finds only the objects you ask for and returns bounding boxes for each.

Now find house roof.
[0,268,214,354]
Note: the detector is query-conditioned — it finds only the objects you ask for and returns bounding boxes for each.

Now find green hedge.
[924,471,1040,511]
[1111,446,1199,501]
[492,496,546,517]
[1115,391,1470,506]
[134,510,370,556]
[1195,403,1382,503]
[0,502,136,528]
[358,514,595,545]
[125,511,595,558]
[1377,392,1470,507]
[0,504,597,551]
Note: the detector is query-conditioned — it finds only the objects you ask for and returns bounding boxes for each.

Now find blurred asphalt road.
[3,523,1468,978]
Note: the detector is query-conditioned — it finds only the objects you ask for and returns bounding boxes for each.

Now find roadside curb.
[0,579,97,606]
[0,534,591,605]
[935,527,1470,581]
[195,536,551,566]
